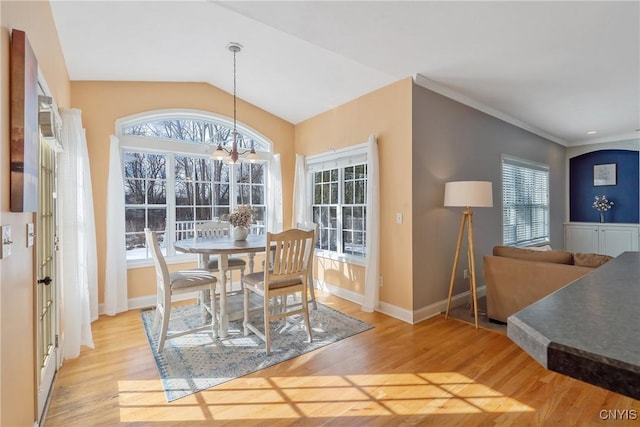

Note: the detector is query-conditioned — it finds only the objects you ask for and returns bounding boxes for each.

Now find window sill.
[127,254,199,270]
[314,249,366,267]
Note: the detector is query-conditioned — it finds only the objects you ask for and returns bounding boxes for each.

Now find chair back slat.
[195,221,231,239]
[267,229,313,280]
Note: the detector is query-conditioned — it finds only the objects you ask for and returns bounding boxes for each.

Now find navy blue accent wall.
[569,150,639,223]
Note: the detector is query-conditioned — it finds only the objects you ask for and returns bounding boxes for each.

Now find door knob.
[37,276,52,285]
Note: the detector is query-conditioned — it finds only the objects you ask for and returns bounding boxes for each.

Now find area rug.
[141,299,373,401]
[445,296,507,334]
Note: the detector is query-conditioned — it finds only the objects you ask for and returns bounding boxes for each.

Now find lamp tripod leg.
[467,211,479,329]
[445,212,467,319]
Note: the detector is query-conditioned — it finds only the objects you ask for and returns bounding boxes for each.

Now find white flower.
[227,205,254,227]
[592,195,614,212]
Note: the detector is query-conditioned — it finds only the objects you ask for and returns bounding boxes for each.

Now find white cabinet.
[565,223,639,257]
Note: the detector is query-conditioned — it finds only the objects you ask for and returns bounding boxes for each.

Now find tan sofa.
[483,246,612,323]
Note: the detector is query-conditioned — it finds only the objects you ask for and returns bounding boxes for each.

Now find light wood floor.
[45,292,639,426]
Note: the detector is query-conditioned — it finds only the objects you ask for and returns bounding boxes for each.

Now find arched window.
[117,110,272,262]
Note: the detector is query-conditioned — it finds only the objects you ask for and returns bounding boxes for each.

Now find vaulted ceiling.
[49,1,640,146]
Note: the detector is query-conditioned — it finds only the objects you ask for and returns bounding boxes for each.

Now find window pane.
[355,181,365,204]
[322,183,330,204]
[125,208,145,232]
[195,183,211,205]
[330,182,339,204]
[148,208,166,231]
[344,166,353,181]
[176,207,194,222]
[126,232,147,259]
[213,206,229,220]
[175,181,193,205]
[193,158,210,181]
[251,186,264,205]
[213,183,230,205]
[125,179,145,204]
[195,207,212,221]
[146,154,166,179]
[344,181,353,204]
[148,180,166,204]
[237,184,250,205]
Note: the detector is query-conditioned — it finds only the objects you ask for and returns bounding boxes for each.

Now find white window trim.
[306,142,369,265]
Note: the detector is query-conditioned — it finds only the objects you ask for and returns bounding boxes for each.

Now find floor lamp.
[443,181,493,329]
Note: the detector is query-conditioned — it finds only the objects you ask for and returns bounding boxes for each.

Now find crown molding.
[413,73,568,147]
[569,132,640,147]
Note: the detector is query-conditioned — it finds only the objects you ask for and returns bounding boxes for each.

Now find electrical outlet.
[378,276,383,287]
[463,269,469,279]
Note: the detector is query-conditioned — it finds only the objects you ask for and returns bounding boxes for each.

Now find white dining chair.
[144,228,218,352]
[296,221,319,310]
[242,228,314,355]
[194,221,246,291]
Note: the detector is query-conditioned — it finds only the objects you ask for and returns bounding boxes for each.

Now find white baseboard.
[316,280,484,325]
[413,285,486,324]
[102,281,485,327]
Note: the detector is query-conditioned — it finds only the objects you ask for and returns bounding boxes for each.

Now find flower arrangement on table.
[592,195,613,222]
[227,205,254,228]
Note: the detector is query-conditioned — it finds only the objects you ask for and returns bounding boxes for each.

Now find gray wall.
[412,83,567,310]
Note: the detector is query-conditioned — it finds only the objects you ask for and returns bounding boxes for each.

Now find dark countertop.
[507,251,640,399]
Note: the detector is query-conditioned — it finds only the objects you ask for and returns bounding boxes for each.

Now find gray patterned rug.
[141,299,373,401]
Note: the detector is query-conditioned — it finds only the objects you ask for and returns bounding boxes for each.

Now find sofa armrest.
[483,255,594,323]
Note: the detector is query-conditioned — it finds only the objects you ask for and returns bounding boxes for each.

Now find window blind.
[502,155,550,246]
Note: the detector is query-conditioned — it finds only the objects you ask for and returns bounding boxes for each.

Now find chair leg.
[152,304,162,333]
[243,286,249,336]
[302,293,312,343]
[200,290,209,323]
[264,297,271,355]
[157,302,171,353]
[308,274,318,310]
[209,286,218,339]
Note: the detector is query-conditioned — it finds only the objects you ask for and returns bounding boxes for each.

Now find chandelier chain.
[233,46,237,138]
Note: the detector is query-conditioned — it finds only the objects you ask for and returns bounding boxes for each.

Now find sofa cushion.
[573,252,613,268]
[493,245,574,265]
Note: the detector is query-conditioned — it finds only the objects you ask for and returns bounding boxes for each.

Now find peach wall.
[295,77,413,310]
[1,1,70,425]
[70,81,295,305]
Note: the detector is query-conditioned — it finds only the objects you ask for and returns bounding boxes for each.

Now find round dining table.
[174,234,268,338]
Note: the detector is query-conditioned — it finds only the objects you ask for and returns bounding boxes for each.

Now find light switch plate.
[26,223,34,247]
[1,225,13,259]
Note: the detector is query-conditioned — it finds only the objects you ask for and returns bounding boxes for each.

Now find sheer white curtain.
[292,154,309,227]
[362,134,380,312]
[58,108,98,358]
[104,135,128,315]
[267,154,283,233]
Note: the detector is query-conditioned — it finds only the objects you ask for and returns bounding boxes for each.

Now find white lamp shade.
[444,181,493,207]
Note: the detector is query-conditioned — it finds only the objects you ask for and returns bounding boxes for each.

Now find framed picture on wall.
[593,163,617,186]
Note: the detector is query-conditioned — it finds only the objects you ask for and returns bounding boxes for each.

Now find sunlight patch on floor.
[117,372,535,422]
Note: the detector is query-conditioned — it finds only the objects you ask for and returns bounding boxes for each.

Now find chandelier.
[210,42,258,164]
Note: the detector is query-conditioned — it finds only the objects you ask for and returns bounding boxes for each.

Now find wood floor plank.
[45,292,639,426]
